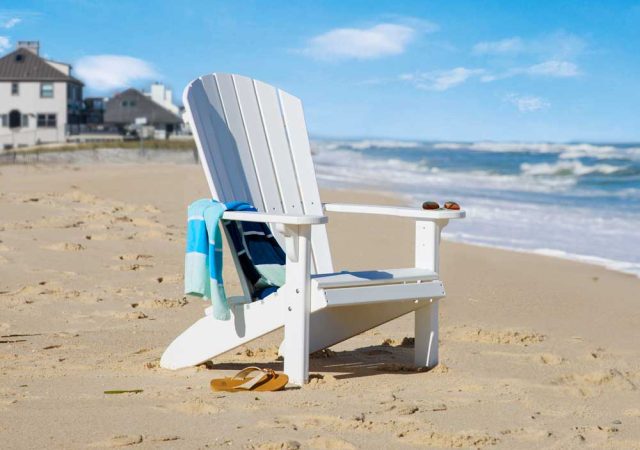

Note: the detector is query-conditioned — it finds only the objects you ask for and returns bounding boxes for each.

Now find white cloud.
[473,32,585,59]
[303,23,420,60]
[505,94,550,112]
[524,60,579,77]
[481,59,580,82]
[473,37,524,55]
[0,36,9,52]
[401,67,485,91]
[2,17,20,29]
[75,55,159,91]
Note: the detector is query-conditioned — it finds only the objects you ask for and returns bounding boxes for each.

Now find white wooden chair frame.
[160,73,464,385]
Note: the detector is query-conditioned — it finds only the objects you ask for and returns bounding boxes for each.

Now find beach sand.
[1,162,639,449]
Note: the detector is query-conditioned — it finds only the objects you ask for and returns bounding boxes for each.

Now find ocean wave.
[314,146,578,194]
[312,139,640,164]
[520,160,626,177]
[432,141,640,161]
[312,139,422,152]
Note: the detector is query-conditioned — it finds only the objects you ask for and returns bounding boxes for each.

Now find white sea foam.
[311,139,421,152]
[433,141,640,161]
[441,232,640,277]
[314,139,640,164]
[520,160,625,176]
[314,145,578,194]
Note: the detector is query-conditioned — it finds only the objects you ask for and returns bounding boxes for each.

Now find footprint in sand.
[449,326,546,346]
[122,311,148,320]
[61,190,102,205]
[44,242,86,251]
[162,398,222,415]
[153,273,182,284]
[111,263,154,272]
[401,429,500,448]
[481,351,564,365]
[249,441,301,450]
[274,414,374,433]
[552,369,639,397]
[306,436,356,450]
[85,234,110,241]
[117,254,153,261]
[90,434,143,447]
[129,230,165,240]
[537,353,564,365]
[133,298,188,309]
[306,373,338,389]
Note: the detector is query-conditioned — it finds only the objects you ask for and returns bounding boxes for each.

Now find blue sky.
[1,1,639,142]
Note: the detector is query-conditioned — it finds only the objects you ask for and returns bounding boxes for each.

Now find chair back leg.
[414,300,439,367]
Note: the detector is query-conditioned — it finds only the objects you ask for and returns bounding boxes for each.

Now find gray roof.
[104,89,182,125]
[0,48,83,84]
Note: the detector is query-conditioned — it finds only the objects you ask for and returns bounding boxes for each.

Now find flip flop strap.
[230,366,264,381]
[235,371,273,390]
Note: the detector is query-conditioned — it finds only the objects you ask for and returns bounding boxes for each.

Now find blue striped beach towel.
[185,199,285,320]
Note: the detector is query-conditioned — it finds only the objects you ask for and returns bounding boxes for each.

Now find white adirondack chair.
[160,73,465,385]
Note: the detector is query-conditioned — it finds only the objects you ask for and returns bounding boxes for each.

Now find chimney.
[17,41,40,55]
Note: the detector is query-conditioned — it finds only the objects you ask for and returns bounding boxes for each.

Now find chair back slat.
[279,90,333,273]
[214,74,264,209]
[253,80,305,215]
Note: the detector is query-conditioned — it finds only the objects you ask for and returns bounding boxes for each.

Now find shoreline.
[320,184,640,280]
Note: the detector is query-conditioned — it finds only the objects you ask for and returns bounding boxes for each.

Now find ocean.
[311,139,640,277]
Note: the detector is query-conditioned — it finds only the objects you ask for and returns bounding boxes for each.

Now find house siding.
[0,81,68,148]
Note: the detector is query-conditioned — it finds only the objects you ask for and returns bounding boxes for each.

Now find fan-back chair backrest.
[184,73,333,275]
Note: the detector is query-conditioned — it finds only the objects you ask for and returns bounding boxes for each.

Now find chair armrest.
[323,203,465,220]
[222,210,328,225]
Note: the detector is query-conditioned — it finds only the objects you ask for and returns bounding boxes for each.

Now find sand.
[1,162,639,449]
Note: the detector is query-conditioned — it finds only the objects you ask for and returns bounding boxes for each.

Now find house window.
[0,114,7,127]
[8,110,21,128]
[37,114,57,128]
[40,83,54,98]
[11,83,19,95]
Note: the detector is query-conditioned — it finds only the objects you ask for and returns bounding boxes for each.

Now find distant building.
[145,82,180,115]
[83,97,107,129]
[0,41,84,149]
[104,88,182,139]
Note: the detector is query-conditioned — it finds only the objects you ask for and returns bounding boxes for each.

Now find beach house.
[145,82,180,115]
[104,88,182,139]
[0,41,84,149]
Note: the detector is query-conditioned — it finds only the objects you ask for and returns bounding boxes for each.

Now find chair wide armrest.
[222,210,328,225]
[323,203,465,220]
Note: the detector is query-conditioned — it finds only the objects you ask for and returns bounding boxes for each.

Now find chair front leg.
[414,219,448,368]
[279,223,312,386]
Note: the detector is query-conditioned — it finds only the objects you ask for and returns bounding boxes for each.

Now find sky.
[1,1,639,142]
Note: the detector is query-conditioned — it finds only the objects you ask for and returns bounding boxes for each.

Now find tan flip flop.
[210,367,289,392]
